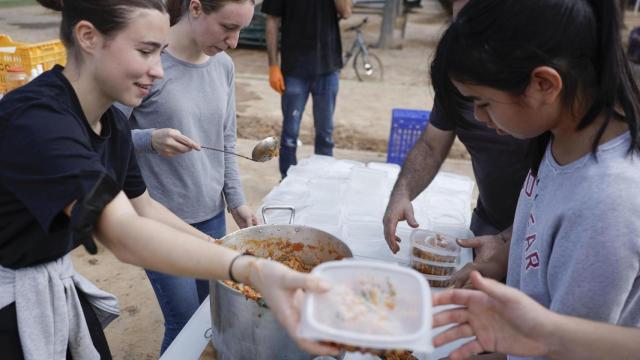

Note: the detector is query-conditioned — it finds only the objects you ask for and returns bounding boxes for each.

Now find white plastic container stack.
[342,221,387,260]
[298,207,343,238]
[299,260,433,354]
[344,167,388,222]
[410,229,463,288]
[307,178,346,207]
[325,159,365,179]
[260,155,476,272]
[265,177,309,204]
[410,172,474,229]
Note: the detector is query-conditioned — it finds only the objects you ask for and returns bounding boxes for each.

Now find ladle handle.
[201,146,254,161]
[261,205,295,224]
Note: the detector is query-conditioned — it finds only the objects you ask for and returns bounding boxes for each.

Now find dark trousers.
[279,71,340,178]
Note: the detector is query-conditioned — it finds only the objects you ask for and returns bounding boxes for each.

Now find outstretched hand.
[433,272,551,360]
[383,191,419,253]
[249,259,340,356]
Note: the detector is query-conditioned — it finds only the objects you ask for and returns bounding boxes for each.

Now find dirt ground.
[3,2,640,359]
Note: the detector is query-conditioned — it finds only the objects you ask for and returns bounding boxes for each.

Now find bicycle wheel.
[353,51,383,82]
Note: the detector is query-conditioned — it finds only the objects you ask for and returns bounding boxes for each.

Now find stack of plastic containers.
[259,155,476,274]
[409,229,461,287]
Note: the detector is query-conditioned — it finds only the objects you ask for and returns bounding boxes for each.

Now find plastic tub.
[342,221,387,258]
[347,167,387,195]
[325,159,365,179]
[343,191,385,222]
[410,256,457,276]
[410,229,460,264]
[299,260,433,353]
[308,178,346,209]
[422,273,452,288]
[298,207,343,239]
[366,162,401,179]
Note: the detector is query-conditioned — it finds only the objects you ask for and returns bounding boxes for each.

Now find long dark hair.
[37,0,167,48]
[431,0,640,173]
[166,0,255,26]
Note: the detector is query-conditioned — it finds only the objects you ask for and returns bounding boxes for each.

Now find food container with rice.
[299,260,433,355]
[410,229,460,264]
[409,229,460,288]
[410,256,457,276]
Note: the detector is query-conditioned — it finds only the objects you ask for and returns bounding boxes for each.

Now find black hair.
[166,0,255,27]
[431,0,640,174]
[37,0,167,48]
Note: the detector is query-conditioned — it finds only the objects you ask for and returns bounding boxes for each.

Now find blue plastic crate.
[386,108,431,165]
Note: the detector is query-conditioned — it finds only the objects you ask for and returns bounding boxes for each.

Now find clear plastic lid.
[410,229,461,264]
[299,260,433,353]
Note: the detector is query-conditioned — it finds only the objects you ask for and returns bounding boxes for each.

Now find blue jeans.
[279,71,339,177]
[145,211,226,355]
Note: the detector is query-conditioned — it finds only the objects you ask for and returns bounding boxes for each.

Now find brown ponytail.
[38,0,167,49]
[166,0,186,27]
[166,0,255,27]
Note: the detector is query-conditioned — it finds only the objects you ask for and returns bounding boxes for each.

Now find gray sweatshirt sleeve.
[131,128,157,155]
[114,102,157,155]
[221,65,247,211]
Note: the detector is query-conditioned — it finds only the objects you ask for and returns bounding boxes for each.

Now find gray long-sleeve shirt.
[507,132,640,360]
[118,51,246,223]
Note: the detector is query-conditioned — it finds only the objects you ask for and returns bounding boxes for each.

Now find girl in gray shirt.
[431,0,640,359]
[120,0,258,354]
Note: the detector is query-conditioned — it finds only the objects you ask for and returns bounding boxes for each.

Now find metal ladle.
[201,136,279,162]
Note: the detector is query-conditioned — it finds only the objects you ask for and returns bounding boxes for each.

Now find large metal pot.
[209,206,352,360]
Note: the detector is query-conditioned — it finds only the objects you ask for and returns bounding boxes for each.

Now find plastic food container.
[299,260,433,353]
[410,256,457,276]
[423,273,452,288]
[410,229,460,264]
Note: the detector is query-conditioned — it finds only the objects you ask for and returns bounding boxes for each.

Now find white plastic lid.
[299,260,433,353]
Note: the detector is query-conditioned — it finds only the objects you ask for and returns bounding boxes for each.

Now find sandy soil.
[3,3,640,359]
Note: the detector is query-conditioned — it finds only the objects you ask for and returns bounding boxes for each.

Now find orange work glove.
[269,65,285,94]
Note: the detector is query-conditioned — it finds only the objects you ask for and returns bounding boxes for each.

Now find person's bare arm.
[129,190,212,241]
[546,314,640,360]
[266,15,280,67]
[335,0,353,19]
[434,272,640,360]
[383,124,455,252]
[64,192,338,355]
[393,124,455,200]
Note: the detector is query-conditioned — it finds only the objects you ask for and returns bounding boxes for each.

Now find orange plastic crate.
[0,34,66,93]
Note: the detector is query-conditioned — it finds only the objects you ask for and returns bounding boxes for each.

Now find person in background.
[383,0,529,288]
[0,0,336,358]
[431,0,640,359]
[433,272,640,360]
[262,0,353,178]
[116,0,259,354]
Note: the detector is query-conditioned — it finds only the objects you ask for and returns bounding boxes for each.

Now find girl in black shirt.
[0,1,336,358]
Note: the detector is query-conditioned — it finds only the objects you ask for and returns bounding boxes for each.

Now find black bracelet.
[228,253,246,283]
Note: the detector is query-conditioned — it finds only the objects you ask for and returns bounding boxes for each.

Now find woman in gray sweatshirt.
[119,0,259,354]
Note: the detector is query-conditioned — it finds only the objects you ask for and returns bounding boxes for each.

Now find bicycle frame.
[344,30,370,65]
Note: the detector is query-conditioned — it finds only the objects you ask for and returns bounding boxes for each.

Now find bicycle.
[343,17,384,82]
